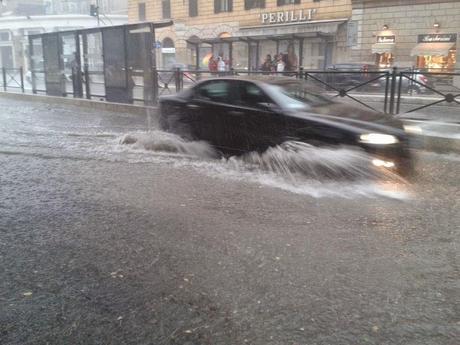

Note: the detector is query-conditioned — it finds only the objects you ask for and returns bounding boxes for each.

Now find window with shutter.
[189,0,198,17]
[277,0,301,6]
[138,3,146,21]
[162,0,171,19]
[214,0,232,13]
[245,0,265,10]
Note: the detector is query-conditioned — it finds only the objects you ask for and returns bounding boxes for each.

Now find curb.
[0,92,158,116]
[402,119,460,154]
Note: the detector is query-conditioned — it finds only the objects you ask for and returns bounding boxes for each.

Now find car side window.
[238,82,273,109]
[194,80,230,103]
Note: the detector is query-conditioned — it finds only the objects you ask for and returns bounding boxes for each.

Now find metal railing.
[2,67,25,93]
[396,70,460,114]
[3,66,460,116]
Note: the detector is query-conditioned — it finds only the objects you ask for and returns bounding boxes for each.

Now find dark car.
[325,63,382,91]
[325,64,432,94]
[159,77,414,176]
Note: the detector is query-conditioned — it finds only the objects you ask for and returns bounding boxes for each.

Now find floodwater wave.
[119,131,409,199]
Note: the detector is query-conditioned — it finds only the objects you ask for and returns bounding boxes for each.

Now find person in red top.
[208,55,218,74]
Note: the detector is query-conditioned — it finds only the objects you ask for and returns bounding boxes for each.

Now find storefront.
[186,15,345,72]
[372,35,395,68]
[411,33,457,71]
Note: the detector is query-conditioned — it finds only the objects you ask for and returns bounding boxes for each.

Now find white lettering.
[261,13,269,24]
[261,8,317,24]
[298,10,306,21]
[277,12,284,23]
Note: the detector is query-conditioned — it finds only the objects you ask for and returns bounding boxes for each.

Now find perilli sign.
[261,9,317,24]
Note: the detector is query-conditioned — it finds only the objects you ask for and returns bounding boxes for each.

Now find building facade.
[0,14,128,69]
[128,0,352,70]
[0,0,128,16]
[128,0,460,73]
[351,0,459,72]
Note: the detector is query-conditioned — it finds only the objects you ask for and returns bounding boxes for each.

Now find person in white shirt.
[217,57,226,73]
[276,54,285,73]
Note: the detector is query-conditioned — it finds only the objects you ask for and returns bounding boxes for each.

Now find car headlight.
[359,133,399,145]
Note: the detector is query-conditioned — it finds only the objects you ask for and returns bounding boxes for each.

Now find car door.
[188,79,244,151]
[236,81,287,152]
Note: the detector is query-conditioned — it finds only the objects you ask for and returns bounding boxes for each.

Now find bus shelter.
[28,21,173,105]
[186,32,334,72]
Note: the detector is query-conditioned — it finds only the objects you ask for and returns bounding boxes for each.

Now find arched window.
[162,37,175,49]
[161,37,175,68]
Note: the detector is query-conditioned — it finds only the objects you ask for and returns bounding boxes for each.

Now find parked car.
[394,71,432,94]
[159,76,415,176]
[325,63,382,91]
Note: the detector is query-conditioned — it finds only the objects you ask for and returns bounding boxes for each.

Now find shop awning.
[410,42,456,56]
[372,42,395,54]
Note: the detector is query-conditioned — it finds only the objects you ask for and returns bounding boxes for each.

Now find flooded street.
[0,98,459,345]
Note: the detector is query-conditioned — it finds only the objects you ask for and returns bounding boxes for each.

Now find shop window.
[376,53,393,69]
[138,3,146,21]
[277,0,301,6]
[245,0,265,10]
[162,0,171,19]
[302,40,326,69]
[214,0,233,13]
[416,49,457,72]
[189,0,198,17]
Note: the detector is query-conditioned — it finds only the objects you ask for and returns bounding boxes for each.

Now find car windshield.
[267,81,334,110]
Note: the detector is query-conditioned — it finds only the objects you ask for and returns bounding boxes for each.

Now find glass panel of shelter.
[42,33,65,97]
[60,33,78,97]
[213,42,231,70]
[233,41,248,70]
[127,26,154,104]
[29,36,45,93]
[84,31,105,100]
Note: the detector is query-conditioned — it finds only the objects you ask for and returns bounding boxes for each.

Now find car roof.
[197,75,301,85]
[196,75,324,92]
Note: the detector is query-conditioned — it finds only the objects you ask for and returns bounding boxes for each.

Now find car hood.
[288,102,406,136]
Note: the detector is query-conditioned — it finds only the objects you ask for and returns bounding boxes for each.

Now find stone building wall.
[128,0,353,68]
[351,0,460,68]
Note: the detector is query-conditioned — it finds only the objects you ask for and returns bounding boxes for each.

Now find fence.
[2,67,25,93]
[2,65,459,116]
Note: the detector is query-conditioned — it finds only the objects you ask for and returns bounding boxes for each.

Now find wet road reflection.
[0,97,458,345]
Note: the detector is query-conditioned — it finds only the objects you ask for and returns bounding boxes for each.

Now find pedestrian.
[261,54,273,74]
[217,56,226,75]
[208,55,218,74]
[276,54,285,73]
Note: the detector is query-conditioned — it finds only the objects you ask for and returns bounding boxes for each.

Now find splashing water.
[120,131,218,159]
[226,141,386,181]
[118,131,408,199]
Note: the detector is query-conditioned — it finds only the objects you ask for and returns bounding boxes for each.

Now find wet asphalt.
[0,97,459,345]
